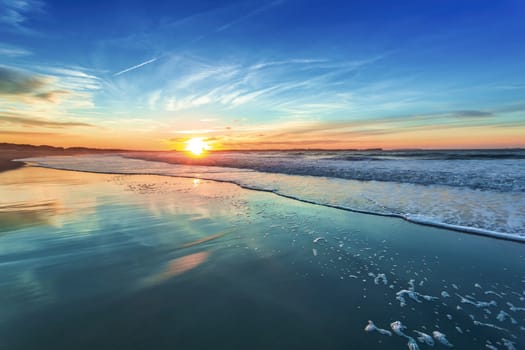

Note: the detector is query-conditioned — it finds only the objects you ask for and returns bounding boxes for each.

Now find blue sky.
[1,0,524,149]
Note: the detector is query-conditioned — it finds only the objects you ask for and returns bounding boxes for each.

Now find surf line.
[21,161,525,244]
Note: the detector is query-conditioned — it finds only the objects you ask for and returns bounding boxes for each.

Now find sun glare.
[185,138,210,156]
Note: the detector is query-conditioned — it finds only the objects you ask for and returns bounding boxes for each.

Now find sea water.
[0,155,523,349]
[23,150,525,240]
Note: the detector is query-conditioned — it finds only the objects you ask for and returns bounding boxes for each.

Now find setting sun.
[185,138,210,156]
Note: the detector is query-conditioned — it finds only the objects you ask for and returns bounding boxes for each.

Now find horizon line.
[2,142,524,153]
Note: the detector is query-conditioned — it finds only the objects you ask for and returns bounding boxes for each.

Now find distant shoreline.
[0,143,127,173]
[1,142,523,173]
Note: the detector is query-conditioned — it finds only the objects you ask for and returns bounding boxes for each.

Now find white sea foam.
[507,302,525,312]
[407,336,420,350]
[364,320,392,336]
[432,331,453,347]
[396,281,439,307]
[486,291,504,298]
[502,338,517,350]
[456,293,497,308]
[497,310,517,324]
[368,272,388,285]
[473,320,509,332]
[390,321,408,337]
[413,330,434,346]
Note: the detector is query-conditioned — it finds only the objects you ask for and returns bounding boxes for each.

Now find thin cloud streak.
[0,45,31,57]
[113,58,158,76]
[0,130,60,136]
[216,0,284,32]
[1,114,95,128]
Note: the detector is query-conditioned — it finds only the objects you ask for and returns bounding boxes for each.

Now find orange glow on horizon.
[2,124,524,151]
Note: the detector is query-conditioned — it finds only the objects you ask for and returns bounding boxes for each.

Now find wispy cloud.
[179,103,522,149]
[0,44,31,57]
[453,110,493,118]
[1,113,94,128]
[174,129,216,134]
[152,53,382,115]
[216,0,284,32]
[44,67,102,92]
[0,130,60,136]
[147,89,161,109]
[0,66,49,95]
[494,83,525,90]
[0,65,92,105]
[113,57,158,76]
[0,0,44,32]
[0,64,102,140]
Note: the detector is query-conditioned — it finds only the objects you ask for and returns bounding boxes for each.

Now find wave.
[124,150,525,192]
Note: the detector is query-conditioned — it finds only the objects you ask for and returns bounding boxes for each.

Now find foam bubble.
[364,320,392,336]
[432,331,453,347]
[413,330,434,346]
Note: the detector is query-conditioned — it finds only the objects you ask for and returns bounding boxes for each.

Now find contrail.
[113,57,158,76]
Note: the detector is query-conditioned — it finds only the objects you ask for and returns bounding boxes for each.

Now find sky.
[1,0,524,150]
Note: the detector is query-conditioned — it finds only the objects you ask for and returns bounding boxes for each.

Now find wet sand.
[0,166,524,350]
[0,153,27,172]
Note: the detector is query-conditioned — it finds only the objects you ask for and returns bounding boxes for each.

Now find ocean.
[0,151,523,349]
[24,149,525,240]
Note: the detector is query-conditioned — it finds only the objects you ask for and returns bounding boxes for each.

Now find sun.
[185,137,210,156]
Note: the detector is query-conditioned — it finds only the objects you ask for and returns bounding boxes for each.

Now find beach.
[0,161,524,349]
[3,1,523,348]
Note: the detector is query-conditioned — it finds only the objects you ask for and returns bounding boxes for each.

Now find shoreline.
[19,159,525,244]
[0,158,25,173]
[0,149,124,173]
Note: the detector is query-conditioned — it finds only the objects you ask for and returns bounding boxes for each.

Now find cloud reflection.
[142,251,209,288]
[0,201,62,233]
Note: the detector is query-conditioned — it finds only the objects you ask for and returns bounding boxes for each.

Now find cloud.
[216,0,284,32]
[495,103,525,114]
[33,90,70,103]
[454,110,493,118]
[151,53,383,114]
[1,113,94,128]
[174,129,216,134]
[113,57,158,76]
[0,66,49,95]
[45,67,102,92]
[230,85,283,106]
[0,0,45,32]
[0,65,99,107]
[224,139,348,147]
[148,90,161,109]
[0,44,31,57]
[0,64,102,140]
[495,83,525,90]
[250,59,328,71]
[217,106,512,145]
[0,130,60,136]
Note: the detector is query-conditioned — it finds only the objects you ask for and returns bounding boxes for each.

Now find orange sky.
[2,122,524,150]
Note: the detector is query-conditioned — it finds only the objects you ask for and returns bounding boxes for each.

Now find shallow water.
[0,166,524,350]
